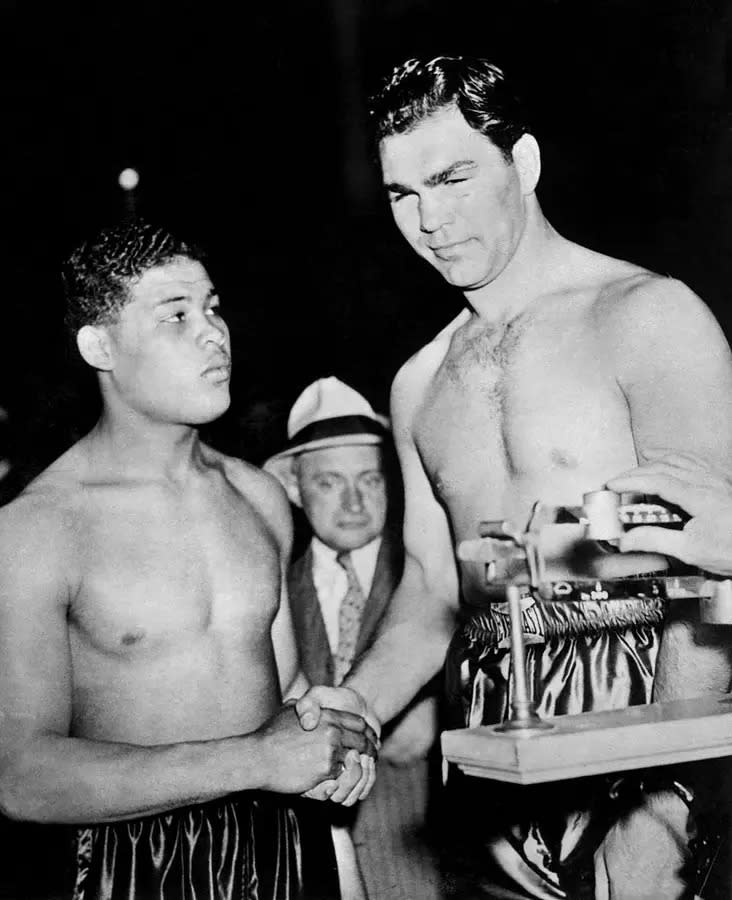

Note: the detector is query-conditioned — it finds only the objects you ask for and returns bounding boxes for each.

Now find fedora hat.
[263,377,389,484]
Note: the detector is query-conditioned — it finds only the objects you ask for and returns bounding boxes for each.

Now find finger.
[340,753,374,807]
[295,692,324,731]
[356,753,377,802]
[617,525,689,561]
[319,708,368,733]
[302,779,338,802]
[338,725,378,758]
[339,687,382,741]
[317,707,380,748]
[363,753,377,799]
[606,472,693,510]
[311,686,365,715]
[328,749,363,804]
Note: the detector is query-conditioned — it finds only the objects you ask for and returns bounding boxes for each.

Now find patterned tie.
[334,550,368,685]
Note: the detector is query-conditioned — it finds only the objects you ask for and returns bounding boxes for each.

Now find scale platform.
[442,693,732,784]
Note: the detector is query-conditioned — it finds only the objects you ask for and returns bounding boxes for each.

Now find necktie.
[334,550,368,685]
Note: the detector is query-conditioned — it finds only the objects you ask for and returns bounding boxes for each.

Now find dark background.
[0,0,730,483]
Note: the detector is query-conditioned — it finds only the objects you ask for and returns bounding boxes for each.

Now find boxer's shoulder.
[392,311,470,425]
[0,469,81,597]
[590,268,705,331]
[203,446,292,550]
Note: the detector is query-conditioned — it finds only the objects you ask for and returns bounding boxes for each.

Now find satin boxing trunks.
[442,591,720,899]
[71,791,339,900]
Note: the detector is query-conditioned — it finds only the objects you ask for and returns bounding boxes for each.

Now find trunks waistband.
[460,593,667,644]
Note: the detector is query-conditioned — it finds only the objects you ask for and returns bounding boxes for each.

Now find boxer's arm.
[0,497,371,824]
[610,278,732,700]
[344,364,460,725]
[267,495,306,702]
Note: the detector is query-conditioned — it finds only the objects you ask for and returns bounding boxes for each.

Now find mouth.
[338,520,370,529]
[201,358,231,383]
[429,240,469,260]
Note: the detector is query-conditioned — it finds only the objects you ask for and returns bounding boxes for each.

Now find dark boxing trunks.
[71,792,339,900]
[448,594,665,727]
[443,594,666,898]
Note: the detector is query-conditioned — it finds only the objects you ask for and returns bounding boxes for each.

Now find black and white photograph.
[0,1,731,898]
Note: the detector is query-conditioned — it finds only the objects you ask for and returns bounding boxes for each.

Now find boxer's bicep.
[391,368,459,619]
[0,499,73,760]
[613,279,732,466]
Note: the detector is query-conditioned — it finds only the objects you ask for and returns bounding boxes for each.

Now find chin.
[333,530,378,551]
[181,396,231,425]
[433,261,484,290]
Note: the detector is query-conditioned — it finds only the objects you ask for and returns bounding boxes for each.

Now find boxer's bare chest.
[414,304,637,538]
[70,476,280,657]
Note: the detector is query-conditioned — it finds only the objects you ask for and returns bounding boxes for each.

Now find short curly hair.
[63,219,204,335]
[369,55,530,161]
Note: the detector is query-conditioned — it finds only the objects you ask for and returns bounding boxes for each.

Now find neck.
[84,407,204,483]
[465,200,570,323]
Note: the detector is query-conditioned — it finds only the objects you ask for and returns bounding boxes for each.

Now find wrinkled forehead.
[379,105,504,181]
[298,443,384,477]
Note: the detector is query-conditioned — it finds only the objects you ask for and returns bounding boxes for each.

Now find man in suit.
[265,377,442,900]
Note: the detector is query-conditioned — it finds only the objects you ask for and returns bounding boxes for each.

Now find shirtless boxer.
[297,56,732,897]
[0,220,375,899]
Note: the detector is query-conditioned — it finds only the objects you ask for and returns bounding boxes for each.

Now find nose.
[199,313,228,349]
[341,482,364,513]
[419,193,452,234]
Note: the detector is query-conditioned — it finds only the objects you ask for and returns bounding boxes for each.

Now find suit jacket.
[288,530,404,688]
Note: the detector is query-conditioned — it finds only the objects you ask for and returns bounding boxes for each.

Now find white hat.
[263,377,389,482]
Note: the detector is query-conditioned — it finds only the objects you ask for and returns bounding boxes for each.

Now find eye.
[361,473,385,489]
[163,310,186,323]
[389,191,413,205]
[445,177,468,185]
[314,477,336,491]
[206,302,223,318]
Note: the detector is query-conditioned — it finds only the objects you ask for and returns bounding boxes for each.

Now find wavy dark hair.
[63,219,204,335]
[369,55,530,161]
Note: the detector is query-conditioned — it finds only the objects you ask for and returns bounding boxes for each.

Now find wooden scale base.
[442,692,732,785]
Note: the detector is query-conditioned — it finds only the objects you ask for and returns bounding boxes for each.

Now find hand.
[606,451,732,575]
[253,703,375,796]
[295,686,381,805]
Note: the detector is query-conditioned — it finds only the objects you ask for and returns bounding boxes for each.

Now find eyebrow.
[155,286,218,307]
[385,160,477,194]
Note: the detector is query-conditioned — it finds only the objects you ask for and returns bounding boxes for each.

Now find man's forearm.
[346,618,453,725]
[0,731,263,825]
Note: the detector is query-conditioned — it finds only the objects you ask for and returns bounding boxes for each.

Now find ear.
[511,133,541,195]
[267,458,304,508]
[284,475,303,509]
[76,325,115,372]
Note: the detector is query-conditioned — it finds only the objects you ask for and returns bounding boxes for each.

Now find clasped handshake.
[257,685,380,807]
